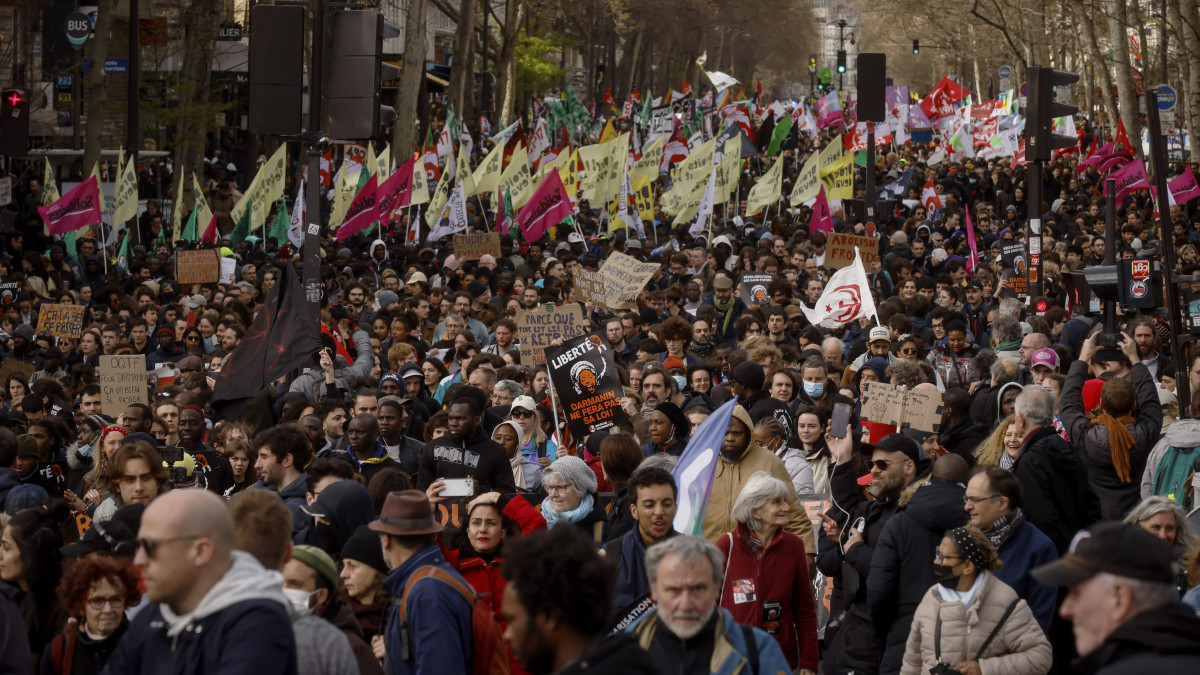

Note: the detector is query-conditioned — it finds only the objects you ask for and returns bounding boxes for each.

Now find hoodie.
[1141,418,1200,500]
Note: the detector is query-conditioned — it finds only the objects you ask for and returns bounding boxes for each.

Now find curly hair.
[57,556,143,617]
[501,524,615,639]
[659,316,693,342]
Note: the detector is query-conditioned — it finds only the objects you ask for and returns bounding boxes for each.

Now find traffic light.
[913,40,920,55]
[0,87,30,157]
[1026,66,1079,162]
[327,10,400,140]
[857,53,886,122]
[808,54,817,74]
[249,4,304,136]
[837,50,847,74]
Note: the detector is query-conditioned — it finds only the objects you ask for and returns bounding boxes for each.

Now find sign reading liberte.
[545,333,629,438]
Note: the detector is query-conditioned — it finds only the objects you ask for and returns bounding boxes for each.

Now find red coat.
[716,523,819,671]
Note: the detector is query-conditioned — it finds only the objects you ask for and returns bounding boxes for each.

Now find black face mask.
[932,563,960,589]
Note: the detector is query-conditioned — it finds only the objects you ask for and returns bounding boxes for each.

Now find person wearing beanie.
[731,360,796,443]
[375,290,400,313]
[285,544,384,675]
[146,326,185,368]
[540,455,608,542]
[338,525,392,643]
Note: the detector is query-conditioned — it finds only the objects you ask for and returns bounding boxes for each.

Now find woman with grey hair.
[1125,495,1197,597]
[539,455,607,543]
[715,472,818,673]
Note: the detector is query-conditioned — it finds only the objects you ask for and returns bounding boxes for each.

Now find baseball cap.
[713,275,734,290]
[1030,348,1059,370]
[731,361,765,390]
[291,545,341,590]
[1032,522,1176,587]
[868,326,891,343]
[862,433,932,475]
[510,395,537,412]
[965,279,983,290]
[567,232,585,244]
[406,271,428,285]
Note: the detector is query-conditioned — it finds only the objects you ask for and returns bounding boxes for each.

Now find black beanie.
[341,524,389,575]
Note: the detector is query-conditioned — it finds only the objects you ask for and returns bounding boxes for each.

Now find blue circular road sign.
[1154,85,1177,111]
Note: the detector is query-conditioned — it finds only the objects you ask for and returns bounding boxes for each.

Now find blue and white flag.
[672,396,737,536]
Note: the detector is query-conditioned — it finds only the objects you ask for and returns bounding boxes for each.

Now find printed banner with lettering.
[739,273,773,310]
[599,251,660,309]
[515,304,587,365]
[176,249,221,285]
[100,355,148,417]
[453,233,502,261]
[545,333,630,438]
[825,233,880,270]
[37,303,85,338]
[39,177,103,235]
[820,153,855,201]
[1001,242,1029,297]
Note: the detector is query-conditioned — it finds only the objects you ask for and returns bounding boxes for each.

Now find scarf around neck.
[541,492,594,526]
[983,508,1023,548]
[714,294,737,334]
[1089,412,1137,482]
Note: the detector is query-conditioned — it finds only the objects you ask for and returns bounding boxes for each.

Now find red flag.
[201,212,218,244]
[38,176,103,235]
[964,206,979,272]
[681,78,692,97]
[810,185,833,233]
[503,125,527,168]
[755,80,763,102]
[335,174,379,241]
[517,170,573,242]
[1115,119,1133,154]
[602,88,616,108]
[920,77,971,121]
[378,156,416,221]
[920,180,943,213]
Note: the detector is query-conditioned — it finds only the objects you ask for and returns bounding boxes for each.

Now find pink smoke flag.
[39,176,103,235]
[810,185,833,233]
[1104,159,1150,202]
[335,174,379,242]
[517,169,573,242]
[964,206,979,272]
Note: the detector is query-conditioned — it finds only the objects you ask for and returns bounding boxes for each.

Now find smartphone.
[853,517,866,533]
[440,478,475,498]
[831,402,852,438]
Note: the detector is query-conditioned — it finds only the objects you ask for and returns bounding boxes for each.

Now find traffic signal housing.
[1027,66,1079,162]
[249,5,305,136]
[1,88,30,157]
[913,40,919,55]
[837,50,847,74]
[327,10,400,140]
[808,54,817,74]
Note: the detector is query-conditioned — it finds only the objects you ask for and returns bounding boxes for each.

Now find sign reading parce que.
[515,304,587,365]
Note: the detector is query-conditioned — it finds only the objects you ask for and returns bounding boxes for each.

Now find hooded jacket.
[608,526,680,611]
[868,479,970,675]
[1140,418,1200,500]
[415,427,516,493]
[938,417,987,465]
[1012,426,1100,555]
[1073,602,1200,675]
[102,551,297,675]
[700,441,815,555]
[1060,361,1162,520]
[288,330,376,404]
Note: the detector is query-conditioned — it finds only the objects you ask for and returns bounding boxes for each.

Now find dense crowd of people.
[3,101,1200,675]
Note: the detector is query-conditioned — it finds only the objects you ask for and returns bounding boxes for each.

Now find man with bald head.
[106,490,298,674]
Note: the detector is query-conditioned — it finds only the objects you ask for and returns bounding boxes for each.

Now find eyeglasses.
[934,551,962,564]
[87,595,126,610]
[544,483,574,494]
[511,409,535,419]
[964,495,1002,505]
[869,458,909,472]
[901,348,918,355]
[137,536,202,559]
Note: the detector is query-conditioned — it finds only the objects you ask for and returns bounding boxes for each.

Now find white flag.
[529,118,550,165]
[800,248,879,328]
[618,168,644,238]
[428,183,468,241]
[491,120,521,145]
[288,179,306,249]
[702,69,740,93]
[689,165,718,237]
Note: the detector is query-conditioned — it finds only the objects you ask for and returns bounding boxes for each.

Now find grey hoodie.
[160,551,289,638]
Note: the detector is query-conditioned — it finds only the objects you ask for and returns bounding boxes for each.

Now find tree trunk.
[172,0,218,212]
[394,0,427,161]
[1025,9,1049,65]
[83,0,116,175]
[1180,0,1200,161]
[617,27,643,99]
[1106,0,1142,154]
[1067,0,1118,134]
[494,0,523,127]
[447,0,478,116]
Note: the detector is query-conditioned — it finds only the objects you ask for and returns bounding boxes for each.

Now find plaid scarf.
[743,528,766,560]
[983,508,1023,548]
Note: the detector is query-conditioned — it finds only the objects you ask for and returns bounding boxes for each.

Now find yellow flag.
[821,152,855,200]
[410,155,431,206]
[501,144,533,208]
[671,137,716,186]
[170,169,184,235]
[472,143,505,196]
[42,158,61,205]
[376,144,391,181]
[631,136,664,184]
[745,157,784,216]
[819,135,845,175]
[191,173,214,232]
[598,119,617,144]
[661,171,707,217]
[455,145,477,197]
[789,151,821,206]
[331,167,357,228]
[714,138,741,205]
[425,161,455,227]
[112,155,139,224]
[365,143,378,177]
[258,144,287,216]
[578,133,627,205]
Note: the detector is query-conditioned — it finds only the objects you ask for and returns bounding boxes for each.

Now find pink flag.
[1104,159,1150,201]
[964,207,979,272]
[335,174,379,242]
[1169,170,1200,205]
[517,170,573,242]
[811,185,833,233]
[1099,152,1133,174]
[38,176,103,235]
[377,157,415,223]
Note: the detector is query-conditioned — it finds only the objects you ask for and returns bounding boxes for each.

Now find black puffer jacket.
[1013,425,1100,555]
[1074,602,1200,675]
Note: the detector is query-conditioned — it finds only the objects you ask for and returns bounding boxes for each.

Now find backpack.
[1153,445,1199,510]
[400,565,510,675]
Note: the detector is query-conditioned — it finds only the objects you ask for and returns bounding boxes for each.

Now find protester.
[42,556,141,674]
[606,466,679,609]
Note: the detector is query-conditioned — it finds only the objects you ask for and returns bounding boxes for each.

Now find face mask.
[673,375,687,391]
[931,563,960,589]
[803,381,825,398]
[281,587,316,616]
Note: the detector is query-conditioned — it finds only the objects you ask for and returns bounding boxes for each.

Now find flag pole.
[475,193,490,229]
[544,365,565,452]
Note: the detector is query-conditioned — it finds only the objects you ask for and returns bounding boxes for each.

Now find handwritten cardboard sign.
[176,249,221,285]
[545,333,630,437]
[572,268,609,307]
[0,358,35,389]
[599,251,660,309]
[515,303,587,365]
[36,303,85,339]
[452,232,502,261]
[825,232,880,270]
[860,381,944,433]
[99,355,148,417]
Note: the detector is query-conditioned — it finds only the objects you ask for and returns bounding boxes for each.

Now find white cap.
[567,232,584,244]
[868,326,891,343]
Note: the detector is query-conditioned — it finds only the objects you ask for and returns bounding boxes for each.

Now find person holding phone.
[419,394,516,499]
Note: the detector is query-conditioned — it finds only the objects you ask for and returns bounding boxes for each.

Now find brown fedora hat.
[368,490,444,536]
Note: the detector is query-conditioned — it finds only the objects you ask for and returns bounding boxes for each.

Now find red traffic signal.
[1032,296,1050,314]
[5,90,23,107]
[0,87,30,157]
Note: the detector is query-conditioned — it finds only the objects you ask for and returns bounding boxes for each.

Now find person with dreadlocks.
[1060,332,1163,521]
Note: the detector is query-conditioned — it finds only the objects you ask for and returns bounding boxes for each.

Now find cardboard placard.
[36,303,85,339]
[860,381,944,433]
[515,303,587,365]
[739,273,773,310]
[825,232,880,270]
[176,249,221,285]
[99,355,148,416]
[452,232,502,261]
[0,358,35,388]
[599,251,660,309]
[571,268,608,307]
[545,333,631,438]
[220,257,237,284]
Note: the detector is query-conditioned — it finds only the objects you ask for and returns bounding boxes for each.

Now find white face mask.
[281,587,316,616]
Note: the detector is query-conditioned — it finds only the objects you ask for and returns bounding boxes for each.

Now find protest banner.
[176,249,221,285]
[572,268,608,307]
[739,273,773,310]
[220,257,237,284]
[545,333,630,438]
[515,303,587,365]
[99,355,148,417]
[825,232,880,270]
[1000,242,1029,297]
[37,303,85,339]
[0,359,35,390]
[0,279,22,306]
[860,381,944,433]
[599,251,660,309]
[801,495,837,636]
[452,232,502,261]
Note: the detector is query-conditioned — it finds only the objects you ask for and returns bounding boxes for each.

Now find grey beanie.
[546,455,598,495]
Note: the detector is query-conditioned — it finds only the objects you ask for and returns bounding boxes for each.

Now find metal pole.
[128,0,141,246]
[1028,160,1043,301]
[1147,90,1189,415]
[1103,177,1116,333]
[865,121,876,226]
[303,0,326,314]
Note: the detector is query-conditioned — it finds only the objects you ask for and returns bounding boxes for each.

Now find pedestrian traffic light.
[327,10,400,140]
[1026,66,1079,162]
[809,55,817,74]
[249,4,304,136]
[837,51,847,74]
[0,87,30,157]
[913,40,920,55]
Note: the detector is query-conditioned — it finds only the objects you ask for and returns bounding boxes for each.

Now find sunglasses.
[511,409,535,419]
[901,348,918,355]
[870,458,910,472]
[137,535,201,559]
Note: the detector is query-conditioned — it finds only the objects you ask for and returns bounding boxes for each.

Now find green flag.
[267,198,289,246]
[503,185,517,239]
[818,68,832,85]
[229,201,253,248]
[181,205,199,242]
[767,113,793,155]
[117,230,131,268]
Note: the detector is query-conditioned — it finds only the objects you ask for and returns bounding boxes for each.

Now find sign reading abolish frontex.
[545,333,629,438]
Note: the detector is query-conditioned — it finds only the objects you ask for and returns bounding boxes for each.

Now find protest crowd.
[6,67,1200,675]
